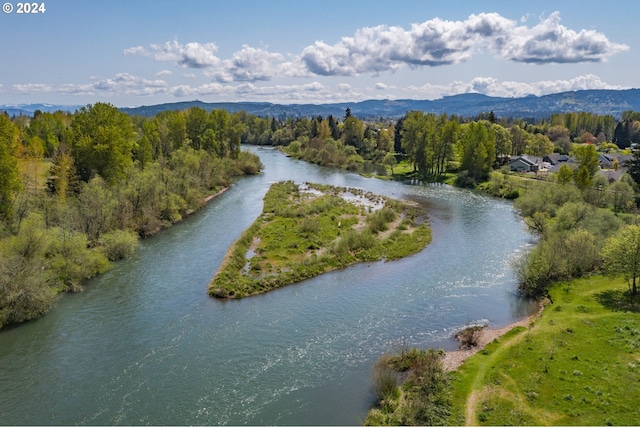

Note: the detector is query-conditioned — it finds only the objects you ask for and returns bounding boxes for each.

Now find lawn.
[448,275,640,425]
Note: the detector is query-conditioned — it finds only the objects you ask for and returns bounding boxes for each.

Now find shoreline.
[443,301,546,372]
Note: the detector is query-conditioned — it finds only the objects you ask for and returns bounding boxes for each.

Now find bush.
[454,324,486,348]
[98,229,140,261]
[372,362,399,402]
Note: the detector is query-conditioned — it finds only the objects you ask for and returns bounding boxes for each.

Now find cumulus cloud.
[301,12,628,76]
[408,74,626,99]
[122,12,627,85]
[55,73,168,97]
[497,12,629,63]
[206,45,305,82]
[156,70,173,77]
[125,40,220,68]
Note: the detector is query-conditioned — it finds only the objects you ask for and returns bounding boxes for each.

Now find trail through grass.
[449,275,640,426]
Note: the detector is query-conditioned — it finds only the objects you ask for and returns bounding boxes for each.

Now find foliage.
[98,229,140,261]
[0,114,22,220]
[513,183,624,298]
[455,325,486,349]
[365,348,451,426]
[601,225,640,294]
[68,103,135,184]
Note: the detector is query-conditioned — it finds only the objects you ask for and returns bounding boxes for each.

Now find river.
[0,147,536,425]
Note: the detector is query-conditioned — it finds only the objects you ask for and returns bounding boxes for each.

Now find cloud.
[56,73,168,97]
[156,70,173,77]
[206,45,305,82]
[300,12,628,76]
[123,45,147,56]
[375,82,397,90]
[408,74,626,99]
[497,12,629,63]
[123,13,627,85]
[12,84,53,94]
[126,40,220,68]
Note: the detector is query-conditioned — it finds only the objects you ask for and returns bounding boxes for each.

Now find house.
[508,155,543,173]
[543,153,572,166]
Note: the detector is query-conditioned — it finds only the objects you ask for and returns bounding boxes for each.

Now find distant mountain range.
[3,89,640,120]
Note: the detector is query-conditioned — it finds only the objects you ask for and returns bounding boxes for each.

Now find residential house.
[508,155,543,173]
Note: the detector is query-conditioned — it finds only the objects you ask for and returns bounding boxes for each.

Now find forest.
[2,102,640,330]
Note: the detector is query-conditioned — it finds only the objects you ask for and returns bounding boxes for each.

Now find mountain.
[0,103,83,116]
[3,89,640,120]
[118,89,640,119]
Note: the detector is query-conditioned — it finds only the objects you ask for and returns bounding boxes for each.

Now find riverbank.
[208,180,431,298]
[443,300,546,371]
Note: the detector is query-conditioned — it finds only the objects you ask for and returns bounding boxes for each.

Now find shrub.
[98,229,140,261]
[454,324,486,348]
[372,362,399,402]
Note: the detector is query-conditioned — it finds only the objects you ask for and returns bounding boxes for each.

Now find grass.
[208,181,431,298]
[448,275,640,426]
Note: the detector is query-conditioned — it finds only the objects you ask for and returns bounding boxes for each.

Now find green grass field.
[449,275,640,425]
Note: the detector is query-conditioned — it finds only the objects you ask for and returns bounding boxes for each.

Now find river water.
[0,147,535,425]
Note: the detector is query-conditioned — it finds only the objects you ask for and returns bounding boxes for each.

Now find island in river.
[208,181,431,298]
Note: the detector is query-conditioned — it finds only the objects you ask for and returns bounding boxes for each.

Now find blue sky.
[1,0,638,107]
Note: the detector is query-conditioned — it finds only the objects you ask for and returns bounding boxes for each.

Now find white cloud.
[300,12,628,76]
[496,12,629,63]
[122,13,627,86]
[126,40,221,68]
[156,70,172,77]
[408,74,627,99]
[123,45,147,56]
[183,73,196,78]
[12,84,54,94]
[206,45,300,82]
[375,82,397,90]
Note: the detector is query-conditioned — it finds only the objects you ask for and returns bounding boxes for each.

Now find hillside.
[3,88,640,119]
[118,89,640,119]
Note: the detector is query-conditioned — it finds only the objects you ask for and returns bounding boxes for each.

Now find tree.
[342,114,364,151]
[0,114,22,221]
[625,148,640,186]
[555,164,575,184]
[458,121,495,183]
[68,103,135,184]
[573,144,600,190]
[602,225,640,294]
[382,152,397,175]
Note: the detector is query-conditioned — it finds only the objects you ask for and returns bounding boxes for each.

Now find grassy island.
[208,181,431,298]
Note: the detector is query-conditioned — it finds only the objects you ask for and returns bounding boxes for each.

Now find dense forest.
[3,102,640,330]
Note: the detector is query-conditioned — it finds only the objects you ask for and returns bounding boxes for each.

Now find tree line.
[0,103,262,329]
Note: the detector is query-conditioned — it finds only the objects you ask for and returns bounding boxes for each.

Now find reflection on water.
[0,147,535,425]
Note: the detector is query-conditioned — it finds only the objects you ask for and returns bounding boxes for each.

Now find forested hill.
[116,88,640,119]
[3,88,640,119]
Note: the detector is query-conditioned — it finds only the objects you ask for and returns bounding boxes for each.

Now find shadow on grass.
[595,289,640,313]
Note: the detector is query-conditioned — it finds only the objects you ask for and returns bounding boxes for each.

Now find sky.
[1,0,638,107]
